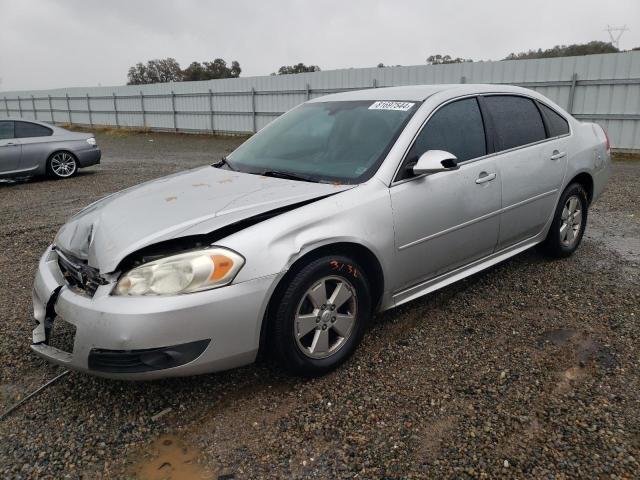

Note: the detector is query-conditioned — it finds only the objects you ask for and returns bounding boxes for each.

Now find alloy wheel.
[560,194,583,247]
[50,153,77,178]
[294,275,357,359]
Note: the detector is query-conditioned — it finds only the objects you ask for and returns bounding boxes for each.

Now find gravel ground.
[0,130,638,479]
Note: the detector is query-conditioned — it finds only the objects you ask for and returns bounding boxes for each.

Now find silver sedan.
[31,84,610,379]
[0,119,101,180]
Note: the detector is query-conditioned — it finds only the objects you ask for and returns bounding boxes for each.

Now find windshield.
[226,100,419,183]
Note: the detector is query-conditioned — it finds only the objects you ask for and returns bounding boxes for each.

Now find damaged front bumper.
[31,246,276,380]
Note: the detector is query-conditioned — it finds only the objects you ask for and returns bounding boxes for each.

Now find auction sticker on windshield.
[368,101,415,111]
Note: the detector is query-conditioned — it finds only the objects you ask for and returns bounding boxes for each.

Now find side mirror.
[411,150,459,175]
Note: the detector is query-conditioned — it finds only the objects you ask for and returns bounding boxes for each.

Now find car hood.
[55,166,353,273]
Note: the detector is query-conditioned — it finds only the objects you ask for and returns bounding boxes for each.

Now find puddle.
[537,328,616,370]
[131,435,213,480]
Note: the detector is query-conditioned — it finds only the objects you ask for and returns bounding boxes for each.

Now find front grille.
[47,317,77,354]
[56,248,106,297]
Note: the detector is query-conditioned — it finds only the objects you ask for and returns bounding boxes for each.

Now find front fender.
[217,181,397,295]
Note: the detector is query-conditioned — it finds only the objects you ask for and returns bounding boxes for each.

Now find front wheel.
[271,255,372,376]
[47,152,78,179]
[541,182,588,258]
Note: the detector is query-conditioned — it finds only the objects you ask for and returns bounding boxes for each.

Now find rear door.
[14,121,54,170]
[0,121,21,173]
[482,95,568,249]
[390,96,501,292]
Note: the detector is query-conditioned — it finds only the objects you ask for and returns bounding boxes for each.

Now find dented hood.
[55,166,352,273]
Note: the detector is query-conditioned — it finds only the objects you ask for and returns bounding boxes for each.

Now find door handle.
[550,150,566,160]
[475,172,496,184]
[1,142,17,147]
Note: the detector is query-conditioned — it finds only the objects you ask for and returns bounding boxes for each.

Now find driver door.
[389,97,501,293]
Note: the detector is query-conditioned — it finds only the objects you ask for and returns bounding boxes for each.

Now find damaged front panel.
[54,165,353,274]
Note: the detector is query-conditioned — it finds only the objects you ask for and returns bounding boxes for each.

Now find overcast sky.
[0,0,638,92]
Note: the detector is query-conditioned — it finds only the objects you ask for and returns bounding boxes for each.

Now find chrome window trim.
[390,92,573,187]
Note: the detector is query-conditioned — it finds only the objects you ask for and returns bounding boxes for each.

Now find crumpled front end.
[31,246,278,379]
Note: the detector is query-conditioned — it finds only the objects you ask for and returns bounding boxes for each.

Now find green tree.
[202,59,241,79]
[503,41,619,60]
[426,54,473,65]
[127,58,183,85]
[274,63,321,75]
[182,61,208,81]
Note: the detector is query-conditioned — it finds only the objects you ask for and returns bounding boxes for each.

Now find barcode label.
[369,101,415,111]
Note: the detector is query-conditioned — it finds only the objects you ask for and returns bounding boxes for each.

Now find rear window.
[484,96,546,151]
[15,121,53,138]
[0,121,13,140]
[539,103,570,137]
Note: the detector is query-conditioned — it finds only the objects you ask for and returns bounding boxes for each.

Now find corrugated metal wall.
[1,51,639,149]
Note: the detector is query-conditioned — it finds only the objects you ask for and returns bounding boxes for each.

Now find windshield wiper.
[260,170,319,183]
[212,156,235,171]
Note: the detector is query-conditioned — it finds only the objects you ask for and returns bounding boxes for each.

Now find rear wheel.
[271,255,372,376]
[541,183,588,258]
[47,152,78,179]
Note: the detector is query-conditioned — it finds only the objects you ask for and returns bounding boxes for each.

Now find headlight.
[86,137,97,146]
[113,248,244,296]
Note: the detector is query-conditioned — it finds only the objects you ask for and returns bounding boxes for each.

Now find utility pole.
[605,25,629,49]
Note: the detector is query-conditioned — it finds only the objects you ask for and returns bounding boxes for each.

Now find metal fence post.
[87,94,93,127]
[31,95,37,120]
[4,96,9,117]
[140,91,146,128]
[48,95,53,123]
[65,93,71,123]
[171,90,177,131]
[372,78,377,88]
[208,89,214,132]
[112,92,119,127]
[17,96,22,117]
[567,72,578,114]
[460,76,467,84]
[306,83,310,100]
[251,88,257,133]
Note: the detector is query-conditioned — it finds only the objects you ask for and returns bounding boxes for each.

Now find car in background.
[0,119,100,180]
[31,84,610,379]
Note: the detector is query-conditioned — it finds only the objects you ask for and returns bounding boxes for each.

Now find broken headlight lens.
[113,248,244,296]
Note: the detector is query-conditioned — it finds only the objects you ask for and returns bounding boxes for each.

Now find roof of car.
[308,83,534,102]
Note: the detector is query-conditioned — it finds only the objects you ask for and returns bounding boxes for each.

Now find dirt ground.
[0,130,638,479]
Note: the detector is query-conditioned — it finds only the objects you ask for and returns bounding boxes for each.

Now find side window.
[539,103,569,137]
[14,121,53,139]
[406,97,486,166]
[484,96,546,151]
[0,121,14,140]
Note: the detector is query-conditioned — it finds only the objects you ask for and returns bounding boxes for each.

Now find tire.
[271,255,372,376]
[47,151,78,179]
[541,182,588,258]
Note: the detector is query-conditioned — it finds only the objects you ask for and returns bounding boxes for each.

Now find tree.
[127,58,183,85]
[426,54,473,65]
[377,63,385,68]
[274,63,321,75]
[182,59,241,81]
[128,58,241,84]
[503,41,619,60]
[182,61,207,82]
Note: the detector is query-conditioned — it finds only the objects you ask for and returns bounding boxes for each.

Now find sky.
[0,0,639,92]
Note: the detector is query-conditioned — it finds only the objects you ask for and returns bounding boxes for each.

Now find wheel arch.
[258,241,385,356]
[567,171,594,204]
